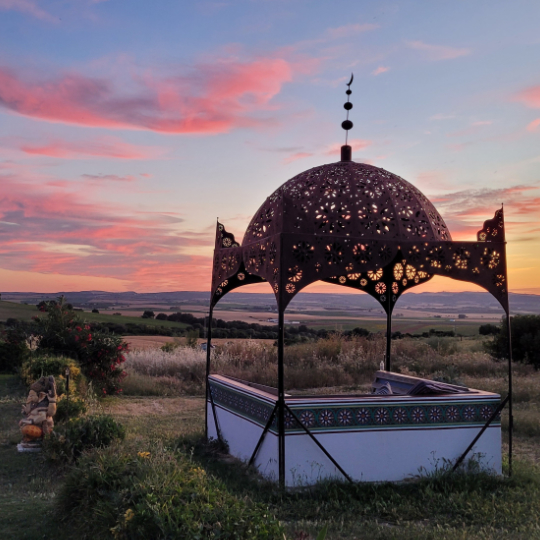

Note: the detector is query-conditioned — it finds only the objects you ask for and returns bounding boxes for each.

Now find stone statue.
[18,375,57,451]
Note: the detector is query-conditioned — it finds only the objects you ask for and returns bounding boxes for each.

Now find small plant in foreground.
[20,354,82,396]
[54,396,87,423]
[43,414,125,463]
[56,444,283,540]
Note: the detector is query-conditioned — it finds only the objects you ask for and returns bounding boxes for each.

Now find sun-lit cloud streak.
[431,184,540,241]
[514,85,540,108]
[527,118,540,132]
[372,66,389,76]
[18,136,164,159]
[284,151,313,163]
[81,174,137,182]
[0,55,297,134]
[406,41,470,61]
[0,0,56,22]
[0,172,216,290]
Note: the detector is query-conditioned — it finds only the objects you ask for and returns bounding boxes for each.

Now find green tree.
[485,315,540,368]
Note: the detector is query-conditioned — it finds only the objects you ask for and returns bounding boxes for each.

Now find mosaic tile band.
[209,380,501,434]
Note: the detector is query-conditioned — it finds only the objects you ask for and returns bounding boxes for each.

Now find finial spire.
[341,73,354,161]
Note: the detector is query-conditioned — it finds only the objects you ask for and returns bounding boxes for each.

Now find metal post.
[277,307,285,488]
[502,227,513,477]
[506,310,513,476]
[385,289,392,371]
[205,305,214,440]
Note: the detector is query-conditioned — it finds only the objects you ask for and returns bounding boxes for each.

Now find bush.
[0,325,30,372]
[92,308,99,314]
[54,396,87,423]
[155,313,168,320]
[486,315,540,368]
[479,323,500,336]
[43,414,125,463]
[20,355,82,395]
[56,444,283,539]
[185,329,199,349]
[34,296,128,396]
[160,341,179,352]
[141,310,155,319]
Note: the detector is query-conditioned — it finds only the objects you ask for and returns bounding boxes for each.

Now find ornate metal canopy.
[205,76,513,486]
[210,161,508,315]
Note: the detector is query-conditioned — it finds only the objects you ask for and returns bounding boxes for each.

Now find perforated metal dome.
[244,161,451,245]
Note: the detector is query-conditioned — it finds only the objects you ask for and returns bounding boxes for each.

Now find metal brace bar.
[248,403,278,467]
[207,382,223,443]
[452,394,509,473]
[285,404,353,484]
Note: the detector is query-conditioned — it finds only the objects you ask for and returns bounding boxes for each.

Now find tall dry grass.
[122,334,538,397]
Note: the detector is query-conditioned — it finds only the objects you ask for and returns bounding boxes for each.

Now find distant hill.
[1,290,538,316]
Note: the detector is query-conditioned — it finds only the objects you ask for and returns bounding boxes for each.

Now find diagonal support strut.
[284,404,353,484]
[248,403,278,467]
[452,394,509,473]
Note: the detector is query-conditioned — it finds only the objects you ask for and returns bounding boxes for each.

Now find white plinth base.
[208,374,503,487]
[17,443,42,452]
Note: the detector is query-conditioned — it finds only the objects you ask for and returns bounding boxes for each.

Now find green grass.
[5,338,540,539]
[0,300,188,330]
[0,301,37,322]
[0,375,70,540]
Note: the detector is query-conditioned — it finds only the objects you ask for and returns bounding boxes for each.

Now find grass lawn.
[3,365,540,539]
[3,331,540,539]
[0,300,189,330]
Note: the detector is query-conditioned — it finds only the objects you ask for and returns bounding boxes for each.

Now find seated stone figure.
[18,376,57,450]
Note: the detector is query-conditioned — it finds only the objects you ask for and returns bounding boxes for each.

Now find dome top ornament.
[341,73,354,162]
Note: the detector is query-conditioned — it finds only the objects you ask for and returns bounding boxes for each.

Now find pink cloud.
[372,66,389,76]
[0,0,56,22]
[527,118,540,132]
[19,136,163,159]
[81,174,136,182]
[0,171,217,290]
[284,152,313,164]
[515,85,540,108]
[0,55,296,134]
[325,138,371,156]
[406,40,470,61]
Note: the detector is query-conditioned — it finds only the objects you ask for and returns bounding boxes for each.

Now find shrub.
[92,308,99,314]
[479,323,500,336]
[486,315,540,368]
[0,325,30,373]
[155,313,168,320]
[75,330,128,396]
[43,414,125,463]
[185,329,199,349]
[34,296,128,395]
[20,355,82,395]
[56,444,283,539]
[54,396,87,423]
[141,310,155,319]
[160,341,179,352]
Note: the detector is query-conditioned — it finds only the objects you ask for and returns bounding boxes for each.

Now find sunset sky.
[1,1,539,296]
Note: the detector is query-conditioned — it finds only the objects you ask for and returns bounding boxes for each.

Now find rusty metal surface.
[210,162,507,313]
